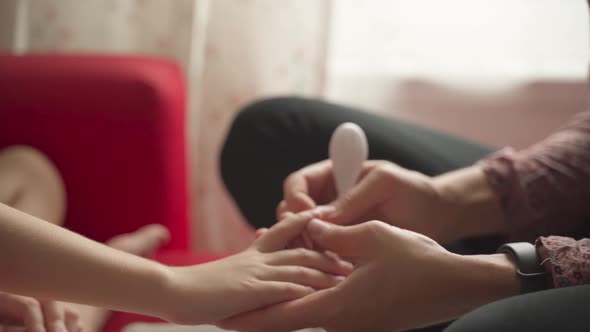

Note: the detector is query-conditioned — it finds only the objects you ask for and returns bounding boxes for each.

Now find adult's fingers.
[254,211,317,252]
[276,199,312,221]
[306,219,384,259]
[327,163,396,225]
[283,192,316,214]
[282,173,314,215]
[275,200,289,220]
[283,160,336,212]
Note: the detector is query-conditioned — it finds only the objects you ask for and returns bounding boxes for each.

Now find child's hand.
[160,211,352,325]
[0,292,81,332]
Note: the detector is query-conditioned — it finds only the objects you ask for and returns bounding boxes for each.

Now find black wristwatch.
[497,242,549,294]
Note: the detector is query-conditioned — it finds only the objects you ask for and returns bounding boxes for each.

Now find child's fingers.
[254,228,268,240]
[254,211,316,252]
[261,266,344,290]
[275,200,288,221]
[266,248,353,276]
[286,236,307,249]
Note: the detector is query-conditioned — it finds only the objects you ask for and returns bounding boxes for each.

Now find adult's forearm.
[433,165,505,242]
[476,111,590,240]
[0,203,171,318]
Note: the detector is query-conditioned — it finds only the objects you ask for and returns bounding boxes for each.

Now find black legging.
[445,285,590,332]
[221,97,492,229]
[220,97,590,331]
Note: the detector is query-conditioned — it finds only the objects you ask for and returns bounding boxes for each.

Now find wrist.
[157,265,214,325]
[444,253,519,315]
[433,166,505,241]
[416,251,519,326]
[137,262,178,320]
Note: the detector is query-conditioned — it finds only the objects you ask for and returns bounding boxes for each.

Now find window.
[327,0,589,93]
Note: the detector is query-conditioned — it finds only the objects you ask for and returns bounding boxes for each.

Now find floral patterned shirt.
[478,111,590,288]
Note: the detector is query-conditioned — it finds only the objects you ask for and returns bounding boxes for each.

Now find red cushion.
[0,54,190,249]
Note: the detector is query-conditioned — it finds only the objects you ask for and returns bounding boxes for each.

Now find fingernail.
[335,276,346,282]
[313,205,337,217]
[307,218,330,235]
[340,260,354,270]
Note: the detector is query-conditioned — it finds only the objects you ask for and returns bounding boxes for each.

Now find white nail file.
[329,122,369,196]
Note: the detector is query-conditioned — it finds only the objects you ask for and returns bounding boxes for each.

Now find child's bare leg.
[0,146,66,225]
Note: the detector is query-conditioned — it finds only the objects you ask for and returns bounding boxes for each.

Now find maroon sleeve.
[477,111,590,241]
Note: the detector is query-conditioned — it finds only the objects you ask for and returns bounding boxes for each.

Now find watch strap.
[497,242,548,294]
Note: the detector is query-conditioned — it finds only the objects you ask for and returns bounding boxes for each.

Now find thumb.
[325,168,390,225]
[306,218,369,258]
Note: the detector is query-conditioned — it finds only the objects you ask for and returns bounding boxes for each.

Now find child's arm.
[0,203,350,324]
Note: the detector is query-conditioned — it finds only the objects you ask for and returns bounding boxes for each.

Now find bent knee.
[0,146,66,223]
[229,96,315,133]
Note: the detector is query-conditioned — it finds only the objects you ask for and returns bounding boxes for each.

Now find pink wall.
[392,79,589,149]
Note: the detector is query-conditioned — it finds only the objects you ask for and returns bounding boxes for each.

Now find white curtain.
[324,0,588,156]
[1,0,587,252]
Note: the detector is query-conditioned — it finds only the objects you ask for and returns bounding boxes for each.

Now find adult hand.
[0,293,81,332]
[279,160,504,243]
[160,211,353,325]
[219,219,519,332]
[279,160,445,239]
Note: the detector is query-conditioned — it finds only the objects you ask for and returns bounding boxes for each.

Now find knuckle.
[250,266,265,280]
[238,273,260,290]
[363,220,386,237]
[283,173,298,192]
[275,200,287,214]
[22,298,40,311]
[281,283,303,297]
[374,163,391,175]
[374,164,395,183]
[293,266,311,279]
[339,192,354,206]
[294,247,312,260]
[65,308,81,321]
